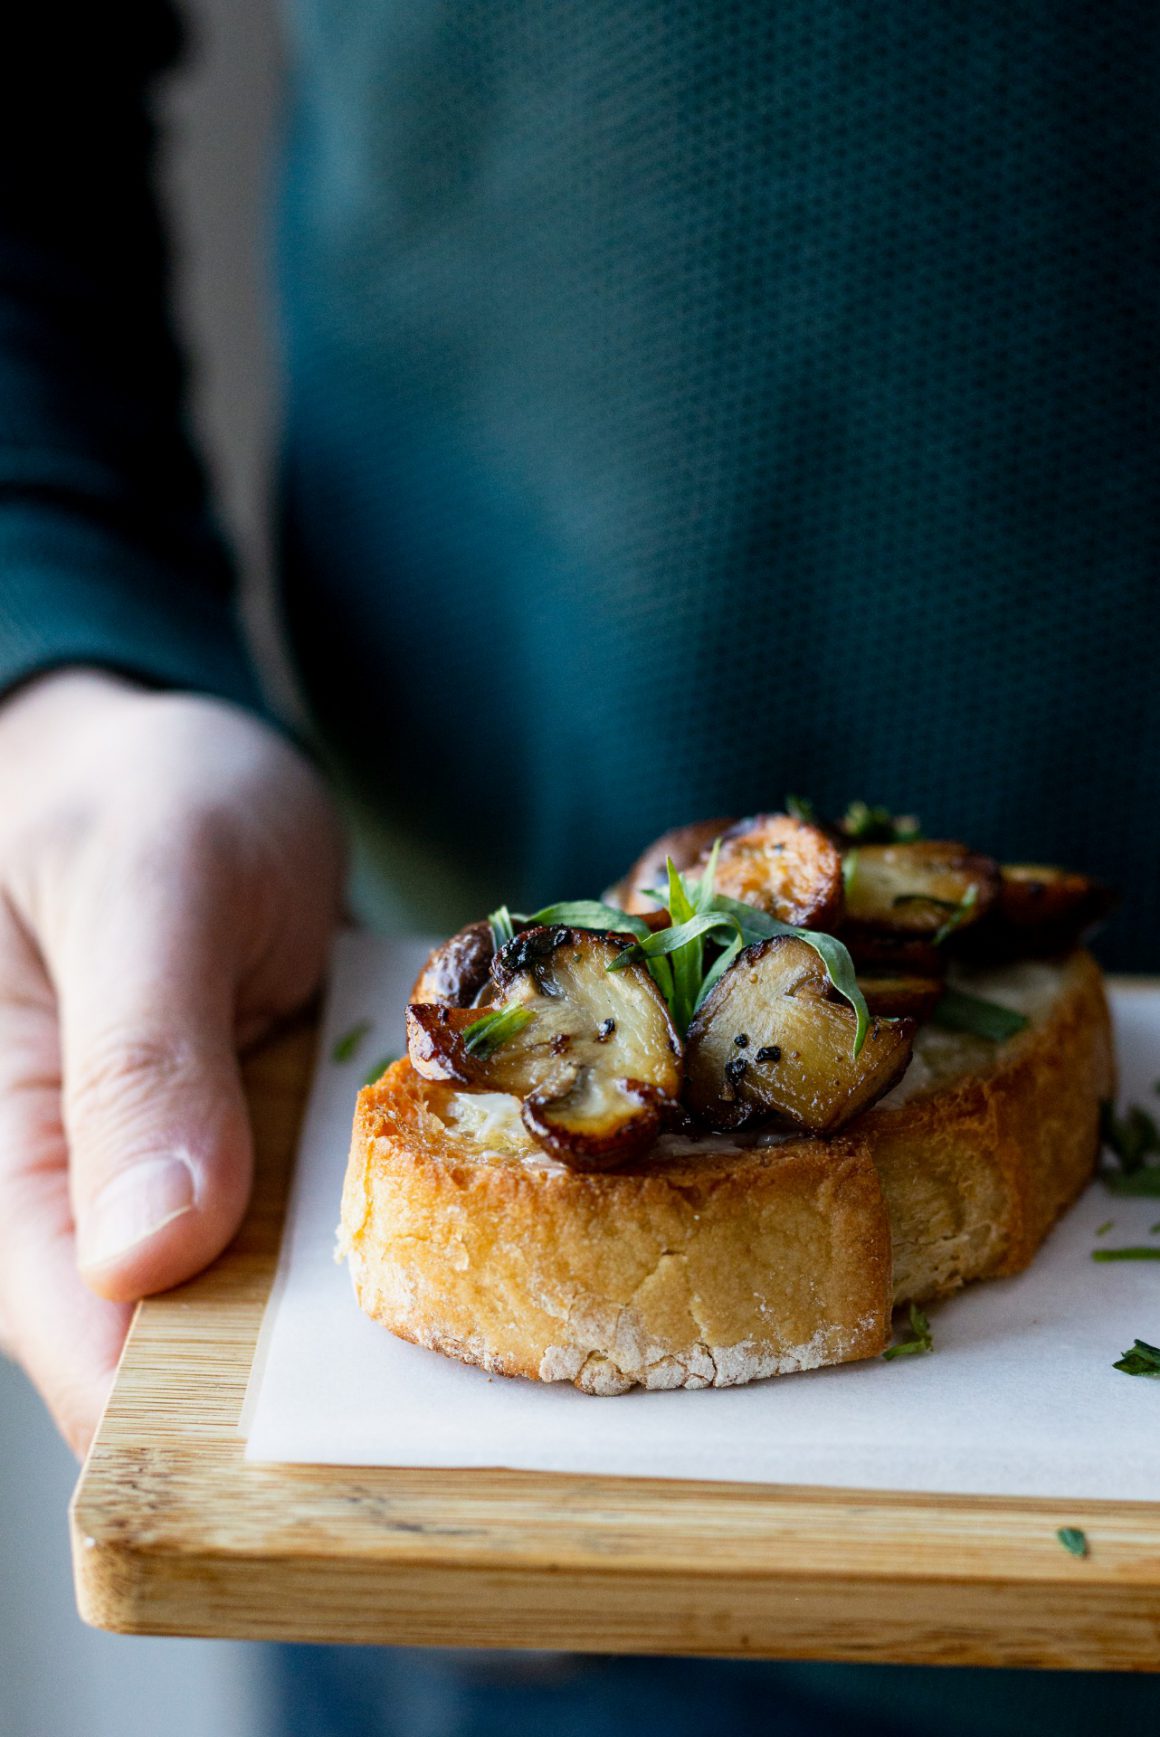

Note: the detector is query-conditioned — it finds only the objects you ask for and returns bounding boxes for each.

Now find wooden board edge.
[68,1527,1160,1669]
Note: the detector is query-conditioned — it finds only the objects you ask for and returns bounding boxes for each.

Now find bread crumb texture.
[338,953,1111,1393]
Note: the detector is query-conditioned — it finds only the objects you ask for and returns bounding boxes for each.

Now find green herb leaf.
[662,857,704,1034]
[1056,1527,1088,1558]
[1150,1222,1160,1235]
[1091,1246,1160,1262]
[840,801,923,844]
[785,794,818,824]
[517,897,676,1002]
[361,1053,399,1088]
[1100,1101,1160,1175]
[882,1302,933,1360]
[1096,1219,1114,1236]
[1103,1169,1160,1198]
[609,910,738,969]
[645,950,676,1004]
[331,1019,372,1064]
[694,931,745,1011]
[594,851,868,1053]
[691,836,723,914]
[1112,1339,1160,1379]
[933,883,980,946]
[932,988,1030,1044]
[463,1004,535,1059]
[526,900,653,939]
[841,848,859,894]
[488,905,517,950]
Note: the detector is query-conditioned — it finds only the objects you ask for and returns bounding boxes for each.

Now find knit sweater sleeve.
[0,5,265,712]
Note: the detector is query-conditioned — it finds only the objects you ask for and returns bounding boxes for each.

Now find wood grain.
[70,1002,1160,1667]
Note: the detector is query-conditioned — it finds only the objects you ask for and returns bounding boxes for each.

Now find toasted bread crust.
[339,952,1111,1393]
[863,949,1112,1302]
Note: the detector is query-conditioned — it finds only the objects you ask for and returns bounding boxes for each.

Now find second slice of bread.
[339,951,1112,1393]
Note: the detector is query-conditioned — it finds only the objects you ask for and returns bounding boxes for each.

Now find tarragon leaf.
[933,883,979,945]
[608,911,738,968]
[663,856,705,1033]
[488,905,517,950]
[691,836,723,914]
[882,1302,933,1360]
[694,931,745,1011]
[1100,1101,1160,1175]
[1104,1170,1160,1198]
[1112,1339,1160,1379]
[525,900,653,939]
[840,801,923,844]
[932,989,1029,1044]
[463,1004,534,1058]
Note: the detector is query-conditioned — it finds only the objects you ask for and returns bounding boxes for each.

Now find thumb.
[57,866,253,1304]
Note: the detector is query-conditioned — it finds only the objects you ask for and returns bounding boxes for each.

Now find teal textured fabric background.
[279,2,1157,960]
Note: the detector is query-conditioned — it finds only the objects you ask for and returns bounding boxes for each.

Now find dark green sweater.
[1,4,1157,962]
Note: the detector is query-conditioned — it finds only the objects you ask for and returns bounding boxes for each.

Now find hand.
[0,670,345,1455]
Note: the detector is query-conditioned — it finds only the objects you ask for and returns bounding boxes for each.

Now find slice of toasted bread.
[339,951,1111,1393]
[863,949,1113,1303]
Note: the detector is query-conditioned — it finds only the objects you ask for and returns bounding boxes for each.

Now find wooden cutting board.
[70,1010,1160,1667]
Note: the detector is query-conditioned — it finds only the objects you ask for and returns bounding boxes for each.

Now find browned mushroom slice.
[615,817,735,914]
[407,926,682,1168]
[843,842,999,937]
[954,863,1117,961]
[410,919,495,1006]
[522,1074,675,1168]
[406,1002,493,1084]
[684,935,914,1135]
[842,930,946,976]
[856,973,945,1022]
[695,813,844,929]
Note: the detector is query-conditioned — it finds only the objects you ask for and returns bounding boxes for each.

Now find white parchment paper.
[242,933,1160,1497]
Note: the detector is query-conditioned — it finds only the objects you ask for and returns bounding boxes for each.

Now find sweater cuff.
[0,500,268,715]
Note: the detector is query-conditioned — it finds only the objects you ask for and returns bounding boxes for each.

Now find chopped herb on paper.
[1095,1219,1114,1236]
[1104,1170,1160,1198]
[882,1303,933,1360]
[1091,1246,1160,1263]
[1056,1527,1088,1558]
[1100,1100,1160,1175]
[1099,1096,1160,1195]
[1112,1339,1160,1379]
[332,1019,372,1064]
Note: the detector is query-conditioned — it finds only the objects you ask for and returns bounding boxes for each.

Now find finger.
[52,835,255,1303]
[0,923,130,1457]
[0,1126,132,1458]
